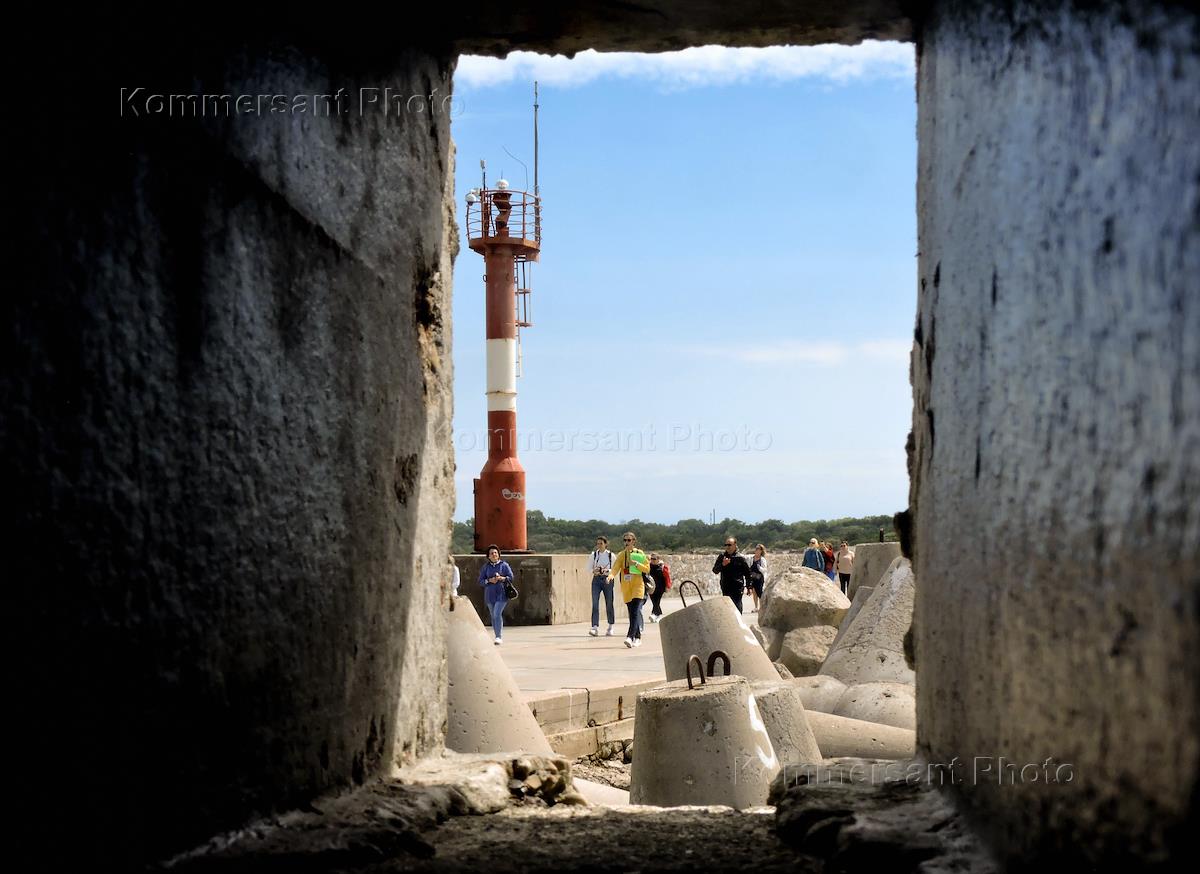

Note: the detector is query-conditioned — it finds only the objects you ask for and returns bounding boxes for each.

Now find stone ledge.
[769,757,998,871]
[547,717,636,759]
[157,752,587,871]
[525,679,663,732]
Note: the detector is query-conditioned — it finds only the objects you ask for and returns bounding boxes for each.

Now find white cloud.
[697,338,911,366]
[456,42,914,90]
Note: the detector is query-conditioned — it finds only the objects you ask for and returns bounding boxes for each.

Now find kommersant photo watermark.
[734,757,1076,787]
[119,87,464,119]
[452,424,774,454]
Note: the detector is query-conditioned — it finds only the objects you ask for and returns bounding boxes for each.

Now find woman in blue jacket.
[478,544,514,645]
[802,538,826,573]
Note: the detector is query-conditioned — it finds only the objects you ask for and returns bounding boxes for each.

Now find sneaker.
[623,637,633,648]
[589,627,599,637]
[633,638,642,647]
[494,637,502,646]
[606,625,614,637]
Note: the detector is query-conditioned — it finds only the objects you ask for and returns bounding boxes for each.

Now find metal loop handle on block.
[686,654,706,690]
[678,580,704,608]
[707,650,731,677]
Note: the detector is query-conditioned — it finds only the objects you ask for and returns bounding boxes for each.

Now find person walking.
[835,540,855,595]
[588,535,616,637]
[478,544,513,645]
[647,552,672,623]
[608,531,651,648]
[713,536,753,613]
[747,543,768,613]
[802,538,826,573]
[822,541,837,582]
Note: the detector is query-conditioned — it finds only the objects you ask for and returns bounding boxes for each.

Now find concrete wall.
[9,32,455,866]
[911,1,1200,866]
[14,0,1200,869]
[455,554,593,624]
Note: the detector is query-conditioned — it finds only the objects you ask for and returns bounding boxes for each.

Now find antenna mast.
[533,81,540,241]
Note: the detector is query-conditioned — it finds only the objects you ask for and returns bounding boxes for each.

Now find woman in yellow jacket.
[608,530,651,648]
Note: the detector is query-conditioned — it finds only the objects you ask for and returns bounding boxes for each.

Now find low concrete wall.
[454,554,592,625]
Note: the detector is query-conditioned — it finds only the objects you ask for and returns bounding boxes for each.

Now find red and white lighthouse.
[465,172,540,552]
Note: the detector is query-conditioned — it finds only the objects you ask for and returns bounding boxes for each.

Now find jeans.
[626,598,644,640]
[838,573,851,595]
[649,582,666,616]
[484,586,508,638]
[591,574,615,627]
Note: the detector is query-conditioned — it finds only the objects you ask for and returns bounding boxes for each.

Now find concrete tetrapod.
[821,557,915,687]
[831,585,874,647]
[846,541,901,599]
[749,680,823,768]
[793,675,849,713]
[630,654,779,809]
[660,584,778,682]
[804,710,915,759]
[832,681,916,730]
[446,596,554,756]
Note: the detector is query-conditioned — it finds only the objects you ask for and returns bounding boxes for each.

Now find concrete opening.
[446,50,919,785]
[10,2,1197,871]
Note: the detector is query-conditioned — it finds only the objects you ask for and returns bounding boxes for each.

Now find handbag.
[642,573,656,596]
[504,580,519,600]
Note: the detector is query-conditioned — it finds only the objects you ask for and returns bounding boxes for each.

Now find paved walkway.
[498,595,764,693]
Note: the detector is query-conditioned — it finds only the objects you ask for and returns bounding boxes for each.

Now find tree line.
[451,510,899,554]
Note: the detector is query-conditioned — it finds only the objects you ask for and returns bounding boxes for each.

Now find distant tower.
[464,92,541,553]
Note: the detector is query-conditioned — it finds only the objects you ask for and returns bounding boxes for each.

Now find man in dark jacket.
[713,537,752,613]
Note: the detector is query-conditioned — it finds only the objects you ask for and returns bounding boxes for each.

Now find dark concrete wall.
[447,0,911,55]
[8,29,456,866]
[13,0,1200,869]
[11,4,916,864]
[911,1,1200,866]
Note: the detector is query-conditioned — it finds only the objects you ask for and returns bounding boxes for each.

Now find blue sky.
[450,44,917,524]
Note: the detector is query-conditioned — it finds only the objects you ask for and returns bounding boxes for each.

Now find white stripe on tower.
[486,337,517,411]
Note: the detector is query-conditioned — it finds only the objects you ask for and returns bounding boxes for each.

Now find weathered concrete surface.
[546,717,635,760]
[779,625,840,677]
[660,597,780,682]
[770,759,998,872]
[753,623,785,661]
[396,750,582,812]
[448,1,911,56]
[794,675,850,714]
[847,542,901,599]
[759,567,851,631]
[631,675,779,808]
[161,752,586,871]
[413,805,812,873]
[912,1,1200,866]
[751,680,824,768]
[447,598,554,756]
[821,557,916,687]
[805,712,916,761]
[831,585,874,647]
[833,681,916,730]
[455,553,593,625]
[10,34,456,868]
